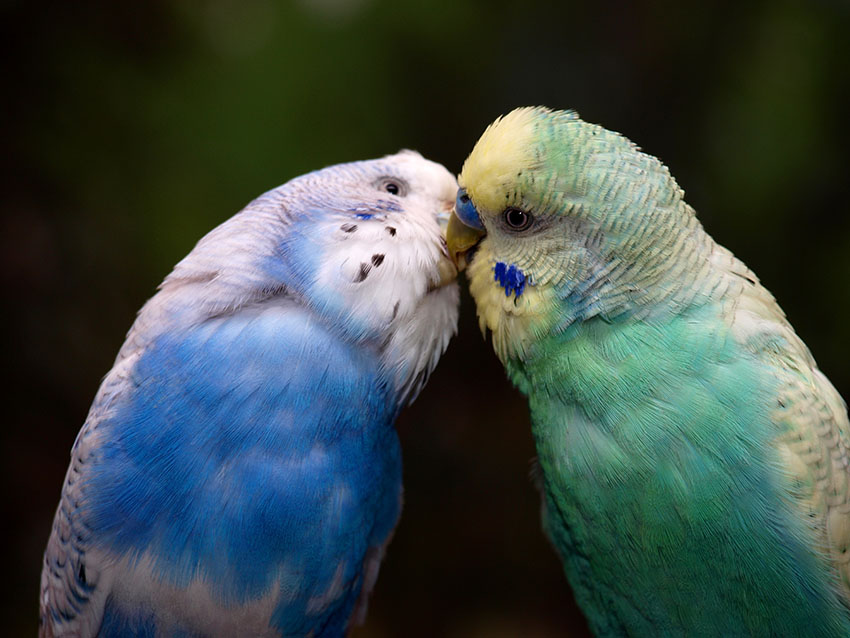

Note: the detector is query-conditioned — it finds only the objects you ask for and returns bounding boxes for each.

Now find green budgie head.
[448,106,713,364]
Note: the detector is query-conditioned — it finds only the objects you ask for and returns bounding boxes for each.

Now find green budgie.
[446,106,850,636]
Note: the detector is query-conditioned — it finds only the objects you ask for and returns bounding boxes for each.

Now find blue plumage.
[93,310,399,606]
[40,151,459,637]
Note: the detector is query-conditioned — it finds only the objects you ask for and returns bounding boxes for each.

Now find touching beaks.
[446,213,484,272]
[447,189,486,272]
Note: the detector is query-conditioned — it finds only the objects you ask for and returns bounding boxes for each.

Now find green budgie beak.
[447,189,485,271]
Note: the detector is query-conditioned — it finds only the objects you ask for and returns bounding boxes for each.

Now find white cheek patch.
[311,211,459,404]
[315,217,435,328]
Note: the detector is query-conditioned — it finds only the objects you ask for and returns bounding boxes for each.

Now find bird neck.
[504,284,728,412]
[476,216,725,385]
[553,204,720,322]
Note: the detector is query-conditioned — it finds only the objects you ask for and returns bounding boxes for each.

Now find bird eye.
[375,177,408,196]
[504,208,532,230]
[376,176,409,197]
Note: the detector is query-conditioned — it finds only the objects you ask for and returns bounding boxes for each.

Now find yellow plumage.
[459,107,542,214]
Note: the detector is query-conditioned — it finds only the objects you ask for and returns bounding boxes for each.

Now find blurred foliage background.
[4,0,849,635]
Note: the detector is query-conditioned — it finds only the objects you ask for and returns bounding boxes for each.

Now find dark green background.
[5,1,849,635]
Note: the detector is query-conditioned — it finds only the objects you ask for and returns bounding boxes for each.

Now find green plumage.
[451,107,850,636]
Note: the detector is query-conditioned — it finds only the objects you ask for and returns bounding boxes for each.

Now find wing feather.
[720,246,850,604]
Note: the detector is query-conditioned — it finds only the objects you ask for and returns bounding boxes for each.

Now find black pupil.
[385,182,399,195]
[506,208,527,228]
[460,194,469,203]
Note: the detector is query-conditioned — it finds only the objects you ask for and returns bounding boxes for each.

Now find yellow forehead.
[459,107,542,213]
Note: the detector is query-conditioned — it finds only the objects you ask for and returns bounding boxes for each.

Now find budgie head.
[447,106,699,364]
[125,150,460,406]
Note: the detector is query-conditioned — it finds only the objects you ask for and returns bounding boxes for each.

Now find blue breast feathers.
[85,302,402,634]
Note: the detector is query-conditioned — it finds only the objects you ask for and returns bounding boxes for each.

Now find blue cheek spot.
[455,188,484,230]
[374,199,402,212]
[349,200,400,220]
[494,262,527,298]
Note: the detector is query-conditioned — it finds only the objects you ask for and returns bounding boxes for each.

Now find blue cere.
[455,189,484,230]
[494,262,527,298]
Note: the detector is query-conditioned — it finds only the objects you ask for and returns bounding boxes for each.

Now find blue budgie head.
[120,150,460,407]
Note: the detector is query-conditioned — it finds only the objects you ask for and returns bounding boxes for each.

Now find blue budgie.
[447,107,850,636]
[40,151,459,637]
